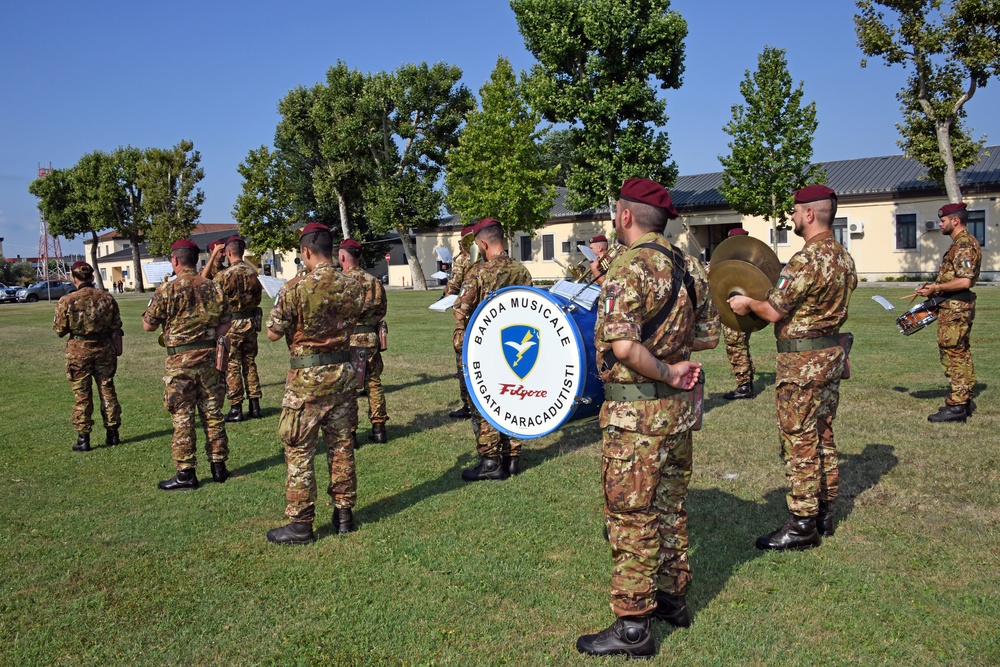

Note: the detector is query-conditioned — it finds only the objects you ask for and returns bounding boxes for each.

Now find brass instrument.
[576,243,623,287]
[708,235,781,332]
[460,231,482,267]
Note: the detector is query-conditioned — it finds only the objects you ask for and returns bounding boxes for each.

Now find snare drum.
[462,285,602,439]
[896,301,938,336]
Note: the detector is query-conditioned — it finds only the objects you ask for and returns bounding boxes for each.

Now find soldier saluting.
[53,261,124,452]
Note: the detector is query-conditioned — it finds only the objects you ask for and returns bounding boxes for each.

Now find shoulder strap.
[632,242,696,342]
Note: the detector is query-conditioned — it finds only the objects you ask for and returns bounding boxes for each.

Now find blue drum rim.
[462,285,589,440]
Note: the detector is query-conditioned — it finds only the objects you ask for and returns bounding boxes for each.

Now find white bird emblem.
[504,340,537,356]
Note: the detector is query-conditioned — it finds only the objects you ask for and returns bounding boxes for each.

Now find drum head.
[463,286,590,439]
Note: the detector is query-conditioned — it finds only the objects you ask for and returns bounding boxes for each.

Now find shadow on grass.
[125,428,175,444]
[706,372,777,410]
[381,372,454,394]
[686,443,898,624]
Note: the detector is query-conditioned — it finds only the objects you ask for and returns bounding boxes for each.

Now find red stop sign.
[385,253,391,262]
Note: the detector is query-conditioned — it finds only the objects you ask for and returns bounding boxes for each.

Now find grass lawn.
[0,285,997,666]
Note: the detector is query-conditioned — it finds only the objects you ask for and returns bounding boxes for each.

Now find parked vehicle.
[15,280,76,302]
[0,283,19,303]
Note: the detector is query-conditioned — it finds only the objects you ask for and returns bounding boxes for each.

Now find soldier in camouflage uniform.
[143,239,232,491]
[720,227,756,400]
[200,238,227,280]
[53,261,124,452]
[730,185,857,550]
[454,218,533,481]
[214,236,264,423]
[264,223,364,545]
[446,225,475,419]
[577,179,719,659]
[339,238,390,445]
[915,202,981,423]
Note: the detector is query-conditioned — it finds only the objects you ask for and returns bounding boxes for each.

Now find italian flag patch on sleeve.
[605,296,615,314]
[777,276,789,290]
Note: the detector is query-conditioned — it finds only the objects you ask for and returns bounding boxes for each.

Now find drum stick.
[898,293,916,300]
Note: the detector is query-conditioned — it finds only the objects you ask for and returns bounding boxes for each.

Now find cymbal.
[709,260,774,332]
[711,236,782,285]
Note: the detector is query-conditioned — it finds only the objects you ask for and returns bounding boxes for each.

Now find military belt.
[604,382,684,402]
[232,309,257,319]
[289,350,351,369]
[776,335,839,353]
[353,324,377,334]
[941,289,975,303]
[167,340,216,355]
[69,332,110,341]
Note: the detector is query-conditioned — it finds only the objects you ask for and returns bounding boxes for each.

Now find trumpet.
[460,231,482,267]
[579,243,623,286]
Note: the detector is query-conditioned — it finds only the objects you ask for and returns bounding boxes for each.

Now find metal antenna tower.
[36,163,68,281]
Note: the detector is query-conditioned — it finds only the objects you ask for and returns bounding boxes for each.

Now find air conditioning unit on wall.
[848,221,864,234]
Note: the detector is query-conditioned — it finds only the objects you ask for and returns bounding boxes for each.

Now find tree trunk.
[396,225,427,290]
[131,232,146,293]
[770,193,779,254]
[336,190,352,239]
[936,120,962,203]
[88,230,105,291]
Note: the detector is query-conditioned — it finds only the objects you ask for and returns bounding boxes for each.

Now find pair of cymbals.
[709,236,781,332]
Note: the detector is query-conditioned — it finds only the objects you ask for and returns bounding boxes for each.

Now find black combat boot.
[158,468,199,491]
[756,514,820,551]
[224,403,245,423]
[369,423,387,444]
[351,431,360,450]
[266,522,316,545]
[576,616,655,659]
[722,383,755,400]
[72,433,91,452]
[449,405,471,419]
[248,398,262,419]
[928,404,968,423]
[211,462,230,483]
[817,500,835,537]
[105,428,120,447]
[332,507,356,534]
[652,592,691,628]
[505,456,521,476]
[461,457,508,482]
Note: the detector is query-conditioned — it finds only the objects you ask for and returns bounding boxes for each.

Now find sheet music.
[550,279,601,311]
[434,246,454,264]
[429,294,458,312]
[143,261,173,284]
[259,275,287,299]
[430,270,449,280]
[577,245,598,262]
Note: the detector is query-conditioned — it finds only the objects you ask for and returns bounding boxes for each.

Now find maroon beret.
[300,222,330,237]
[794,184,837,204]
[461,225,474,237]
[472,217,501,236]
[589,235,608,244]
[938,202,967,218]
[171,239,199,252]
[728,227,749,237]
[225,235,244,246]
[71,261,90,270]
[340,238,362,250]
[619,178,679,219]
[207,239,225,251]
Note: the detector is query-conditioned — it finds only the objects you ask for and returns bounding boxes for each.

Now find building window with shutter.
[542,234,554,261]
[519,235,532,262]
[968,209,986,248]
[895,213,917,250]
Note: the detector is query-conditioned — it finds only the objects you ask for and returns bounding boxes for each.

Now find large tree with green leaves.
[233,145,300,257]
[361,62,473,291]
[139,140,205,258]
[718,46,824,252]
[855,0,1000,201]
[512,0,686,212]
[446,56,556,239]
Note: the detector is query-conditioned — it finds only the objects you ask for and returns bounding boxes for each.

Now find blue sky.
[2,0,998,257]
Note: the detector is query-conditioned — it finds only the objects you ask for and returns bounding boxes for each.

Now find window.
[895,213,917,250]
[96,246,100,258]
[968,209,986,247]
[833,217,848,246]
[769,227,789,246]
[542,234,554,261]
[561,240,571,253]
[519,235,532,262]
[100,268,107,281]
[123,243,130,250]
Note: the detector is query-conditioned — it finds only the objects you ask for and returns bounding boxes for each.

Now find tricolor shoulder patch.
[604,296,616,314]
[777,276,789,290]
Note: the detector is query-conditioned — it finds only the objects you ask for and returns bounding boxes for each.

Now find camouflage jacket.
[214,260,262,316]
[344,266,386,348]
[596,231,720,433]
[445,251,470,296]
[143,268,231,369]
[454,253,532,332]
[266,260,364,403]
[936,229,981,306]
[53,284,123,345]
[767,231,857,385]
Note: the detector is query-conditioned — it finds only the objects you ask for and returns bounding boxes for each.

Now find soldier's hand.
[728,295,751,316]
[667,361,702,390]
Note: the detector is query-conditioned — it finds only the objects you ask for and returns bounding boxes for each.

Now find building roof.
[94,223,238,242]
[96,226,239,263]
[671,145,1000,212]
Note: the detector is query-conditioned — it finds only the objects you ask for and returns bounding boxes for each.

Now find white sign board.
[429,294,458,312]
[434,246,454,264]
[259,275,287,299]
[143,261,174,284]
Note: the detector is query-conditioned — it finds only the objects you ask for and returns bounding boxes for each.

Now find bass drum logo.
[501,325,540,380]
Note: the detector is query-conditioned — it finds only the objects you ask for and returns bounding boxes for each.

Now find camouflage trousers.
[278,392,359,524]
[603,426,692,617]
[776,379,841,516]
[163,362,229,471]
[65,345,121,434]
[937,302,976,405]
[360,346,388,424]
[723,325,754,386]
[470,405,520,459]
[453,328,471,410]
[225,327,261,404]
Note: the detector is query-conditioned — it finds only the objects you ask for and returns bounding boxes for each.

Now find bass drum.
[463,285,602,439]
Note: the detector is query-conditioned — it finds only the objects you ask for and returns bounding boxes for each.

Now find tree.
[361,62,474,290]
[512,0,687,212]
[275,62,372,239]
[855,0,1000,201]
[139,140,205,257]
[446,56,557,239]
[718,46,824,252]
[233,145,300,256]
[537,127,579,187]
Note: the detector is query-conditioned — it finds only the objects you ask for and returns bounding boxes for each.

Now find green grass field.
[0,286,997,666]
